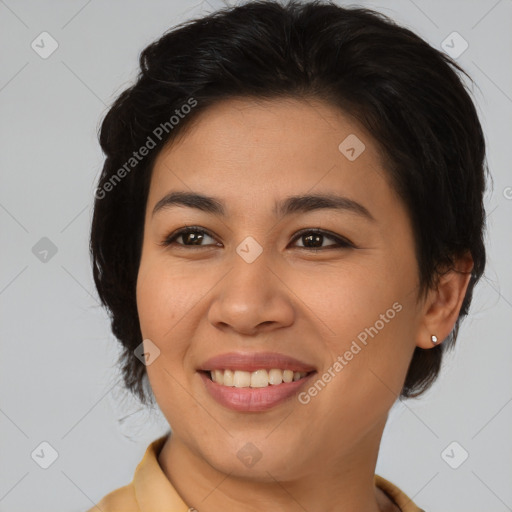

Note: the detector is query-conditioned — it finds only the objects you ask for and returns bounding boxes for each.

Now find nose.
[206,248,295,336]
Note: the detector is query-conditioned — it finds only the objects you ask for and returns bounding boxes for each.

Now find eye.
[160,226,354,251]
[290,228,354,251]
[160,226,219,248]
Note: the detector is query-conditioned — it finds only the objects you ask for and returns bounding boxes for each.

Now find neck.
[157,420,398,512]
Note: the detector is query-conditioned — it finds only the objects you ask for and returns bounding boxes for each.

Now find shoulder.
[375,474,426,512]
[84,483,138,512]
[83,434,170,512]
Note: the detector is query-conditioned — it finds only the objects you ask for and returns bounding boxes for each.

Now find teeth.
[268,369,283,385]
[283,369,294,383]
[213,369,224,385]
[233,370,251,388]
[223,369,234,387]
[251,369,269,388]
[210,368,309,387]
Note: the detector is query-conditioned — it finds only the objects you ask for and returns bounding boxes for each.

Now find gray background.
[1,0,511,511]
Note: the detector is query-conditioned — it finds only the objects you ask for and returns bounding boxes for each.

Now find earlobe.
[416,254,474,349]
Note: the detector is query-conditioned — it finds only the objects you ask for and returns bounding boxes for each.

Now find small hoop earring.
[431,335,438,344]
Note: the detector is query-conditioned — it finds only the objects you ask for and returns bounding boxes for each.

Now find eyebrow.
[152,191,375,222]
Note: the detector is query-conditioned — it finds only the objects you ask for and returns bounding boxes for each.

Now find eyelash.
[159,225,354,251]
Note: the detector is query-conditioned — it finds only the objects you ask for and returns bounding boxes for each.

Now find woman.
[87,1,487,510]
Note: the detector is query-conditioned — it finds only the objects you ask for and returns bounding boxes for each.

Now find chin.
[196,435,306,482]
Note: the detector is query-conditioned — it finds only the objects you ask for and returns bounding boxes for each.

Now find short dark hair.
[90,0,488,405]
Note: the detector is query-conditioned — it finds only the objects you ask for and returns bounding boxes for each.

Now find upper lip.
[198,352,316,373]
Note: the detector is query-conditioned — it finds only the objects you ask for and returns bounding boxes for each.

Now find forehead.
[156,96,378,163]
[148,97,398,216]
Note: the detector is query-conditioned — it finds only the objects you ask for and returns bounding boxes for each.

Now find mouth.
[197,352,317,412]
[201,368,313,387]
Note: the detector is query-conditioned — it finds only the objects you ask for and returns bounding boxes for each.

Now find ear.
[415,253,474,349]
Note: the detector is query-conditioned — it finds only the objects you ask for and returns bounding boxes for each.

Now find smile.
[209,368,310,387]
[199,371,317,411]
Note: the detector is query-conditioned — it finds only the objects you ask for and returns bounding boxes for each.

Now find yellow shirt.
[86,435,425,512]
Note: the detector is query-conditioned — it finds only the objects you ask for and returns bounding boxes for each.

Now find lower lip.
[199,371,315,412]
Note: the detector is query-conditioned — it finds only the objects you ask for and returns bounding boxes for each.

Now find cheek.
[135,259,200,419]
[293,260,409,339]
[294,279,418,446]
[135,257,196,351]
[298,257,419,391]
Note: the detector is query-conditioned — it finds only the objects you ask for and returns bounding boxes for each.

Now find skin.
[136,97,473,512]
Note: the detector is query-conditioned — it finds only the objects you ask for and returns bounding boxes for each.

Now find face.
[136,97,425,480]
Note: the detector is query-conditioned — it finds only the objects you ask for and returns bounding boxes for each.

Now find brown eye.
[291,229,354,250]
[161,227,219,247]
[160,226,354,251]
